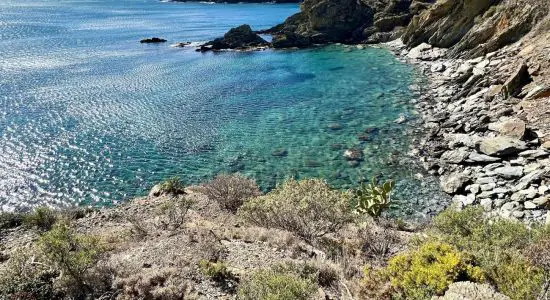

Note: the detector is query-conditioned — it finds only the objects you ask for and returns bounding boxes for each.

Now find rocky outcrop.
[403,0,550,58]
[268,0,434,48]
[171,0,299,3]
[200,25,269,51]
[140,37,167,43]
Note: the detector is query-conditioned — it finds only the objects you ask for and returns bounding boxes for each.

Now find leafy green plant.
[239,178,353,242]
[354,178,394,217]
[0,251,61,300]
[23,207,58,231]
[38,222,107,296]
[382,241,485,300]
[199,260,232,282]
[158,177,186,196]
[238,268,318,300]
[200,173,261,212]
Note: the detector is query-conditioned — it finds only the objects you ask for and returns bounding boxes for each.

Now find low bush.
[0,211,24,230]
[381,241,485,300]
[238,267,318,300]
[431,207,545,300]
[23,207,58,231]
[155,196,194,230]
[114,267,197,300]
[354,178,395,217]
[199,260,233,282]
[38,221,108,298]
[158,177,186,196]
[273,260,340,288]
[200,173,261,213]
[239,178,353,242]
[0,250,61,300]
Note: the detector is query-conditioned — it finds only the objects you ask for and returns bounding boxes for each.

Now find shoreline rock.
[386,35,550,223]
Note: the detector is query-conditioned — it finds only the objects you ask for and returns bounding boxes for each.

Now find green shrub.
[200,173,261,212]
[38,222,107,297]
[158,177,186,196]
[0,251,61,300]
[199,260,232,282]
[238,268,318,300]
[239,178,353,242]
[23,207,58,231]
[488,256,544,300]
[0,211,24,230]
[354,178,395,217]
[382,241,485,300]
[272,260,340,288]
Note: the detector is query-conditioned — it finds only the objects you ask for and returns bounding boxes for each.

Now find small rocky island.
[199,24,269,51]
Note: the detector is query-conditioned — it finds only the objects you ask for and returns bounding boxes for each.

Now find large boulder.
[434,281,510,300]
[478,136,528,157]
[201,25,268,51]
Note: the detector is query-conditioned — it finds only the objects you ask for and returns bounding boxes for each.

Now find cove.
[0,0,442,217]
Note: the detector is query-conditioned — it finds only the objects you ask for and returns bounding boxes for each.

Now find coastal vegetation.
[2,174,550,299]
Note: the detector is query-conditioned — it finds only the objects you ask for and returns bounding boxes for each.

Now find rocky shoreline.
[384,38,550,223]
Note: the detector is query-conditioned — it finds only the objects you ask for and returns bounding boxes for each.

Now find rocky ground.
[383,19,550,222]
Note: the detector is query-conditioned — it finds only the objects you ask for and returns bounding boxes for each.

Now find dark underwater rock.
[140,37,167,43]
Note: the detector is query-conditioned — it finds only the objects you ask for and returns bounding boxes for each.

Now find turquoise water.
[0,0,434,213]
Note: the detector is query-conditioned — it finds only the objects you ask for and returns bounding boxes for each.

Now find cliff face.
[403,0,550,58]
[271,0,549,59]
[270,0,435,47]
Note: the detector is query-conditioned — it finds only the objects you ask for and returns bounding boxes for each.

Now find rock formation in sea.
[199,24,269,51]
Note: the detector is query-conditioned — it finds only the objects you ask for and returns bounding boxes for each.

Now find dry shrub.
[0,249,61,300]
[200,173,261,212]
[360,223,403,263]
[239,178,353,242]
[189,229,227,262]
[114,267,197,300]
[155,196,194,231]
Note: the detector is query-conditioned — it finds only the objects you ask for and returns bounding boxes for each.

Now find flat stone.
[511,192,527,202]
[441,149,470,164]
[480,183,497,191]
[440,173,469,194]
[469,184,481,194]
[524,201,537,209]
[519,186,538,199]
[468,152,501,163]
[487,119,526,139]
[480,198,493,211]
[533,196,550,206]
[492,166,524,179]
[476,177,497,184]
[512,210,525,218]
[518,149,549,158]
[526,85,550,100]
[478,136,527,157]
[502,201,519,211]
[513,170,546,191]
[542,141,550,150]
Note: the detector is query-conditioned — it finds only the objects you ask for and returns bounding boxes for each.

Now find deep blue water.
[0,0,431,213]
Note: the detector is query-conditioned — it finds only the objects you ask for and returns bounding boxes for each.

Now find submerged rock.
[343,147,364,161]
[271,148,288,157]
